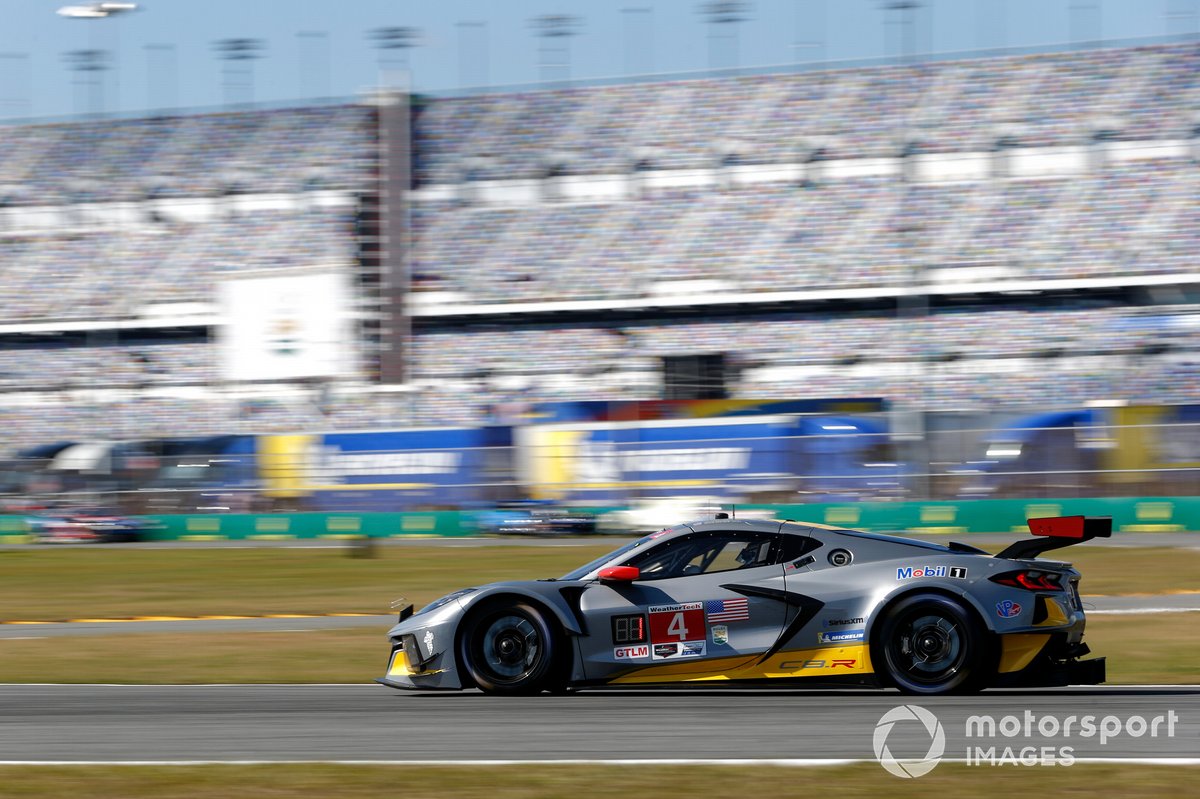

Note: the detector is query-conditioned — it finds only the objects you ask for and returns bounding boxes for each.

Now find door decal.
[648,602,707,659]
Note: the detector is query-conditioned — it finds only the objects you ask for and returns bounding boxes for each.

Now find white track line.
[0,758,1198,767]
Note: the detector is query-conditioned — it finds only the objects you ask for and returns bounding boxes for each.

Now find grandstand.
[1,40,1199,457]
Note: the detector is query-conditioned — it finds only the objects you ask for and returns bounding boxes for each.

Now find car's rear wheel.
[459,600,563,695]
[876,593,990,695]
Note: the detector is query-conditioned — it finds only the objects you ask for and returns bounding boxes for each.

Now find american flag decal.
[704,598,750,623]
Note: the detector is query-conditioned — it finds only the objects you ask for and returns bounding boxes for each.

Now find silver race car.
[378,514,1108,695]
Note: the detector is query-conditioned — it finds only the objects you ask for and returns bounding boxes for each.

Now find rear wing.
[995,515,1112,560]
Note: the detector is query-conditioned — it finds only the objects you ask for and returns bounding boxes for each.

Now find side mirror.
[598,565,640,583]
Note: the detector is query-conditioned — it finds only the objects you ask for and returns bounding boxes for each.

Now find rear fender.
[868,582,997,636]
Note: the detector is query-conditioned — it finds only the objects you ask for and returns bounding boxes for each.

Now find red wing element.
[997,516,1112,560]
[1028,515,1086,538]
[1028,515,1112,539]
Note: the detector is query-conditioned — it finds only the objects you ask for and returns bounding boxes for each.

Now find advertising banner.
[517,416,800,502]
[257,427,512,510]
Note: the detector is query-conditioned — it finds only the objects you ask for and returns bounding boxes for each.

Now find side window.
[779,532,822,563]
[622,532,779,580]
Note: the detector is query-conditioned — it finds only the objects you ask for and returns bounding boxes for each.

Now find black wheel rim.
[886,609,966,686]
[475,612,542,684]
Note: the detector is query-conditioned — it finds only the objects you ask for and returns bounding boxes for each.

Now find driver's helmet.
[735,540,765,568]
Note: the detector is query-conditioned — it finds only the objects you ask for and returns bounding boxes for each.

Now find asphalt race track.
[1,684,1197,763]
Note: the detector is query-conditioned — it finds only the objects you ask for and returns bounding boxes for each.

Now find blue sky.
[0,0,1188,120]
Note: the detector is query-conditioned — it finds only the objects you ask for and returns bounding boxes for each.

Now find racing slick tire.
[875,592,991,695]
[459,599,565,695]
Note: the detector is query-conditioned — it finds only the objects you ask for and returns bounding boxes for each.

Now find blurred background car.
[27,508,154,544]
[476,500,598,536]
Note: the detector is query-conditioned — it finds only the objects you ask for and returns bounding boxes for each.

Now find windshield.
[559,535,657,581]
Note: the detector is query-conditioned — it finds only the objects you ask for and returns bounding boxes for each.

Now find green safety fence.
[0,498,1197,543]
[0,511,477,543]
[753,496,1200,534]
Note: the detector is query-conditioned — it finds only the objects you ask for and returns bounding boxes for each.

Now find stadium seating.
[0,105,373,203]
[0,305,1194,454]
[2,41,1200,455]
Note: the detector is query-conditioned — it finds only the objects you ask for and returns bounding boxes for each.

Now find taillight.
[989,570,1065,591]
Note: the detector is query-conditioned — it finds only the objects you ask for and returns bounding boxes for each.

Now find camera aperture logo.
[873,704,945,778]
[875,706,1182,777]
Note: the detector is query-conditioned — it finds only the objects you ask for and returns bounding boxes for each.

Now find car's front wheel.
[459,600,563,695]
[876,593,991,695]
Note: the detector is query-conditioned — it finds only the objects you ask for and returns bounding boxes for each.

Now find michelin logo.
[818,630,865,644]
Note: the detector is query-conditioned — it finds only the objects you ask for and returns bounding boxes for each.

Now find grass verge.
[0,628,383,684]
[1029,545,1200,596]
[0,613,1195,684]
[0,543,616,621]
[1,764,1198,799]
[0,543,1196,624]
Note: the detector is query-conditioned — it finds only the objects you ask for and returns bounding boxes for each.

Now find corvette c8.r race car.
[378,515,1109,695]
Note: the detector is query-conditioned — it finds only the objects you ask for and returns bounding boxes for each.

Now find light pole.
[58,2,138,115]
[698,1,752,71]
[0,52,31,119]
[881,0,920,64]
[530,14,582,85]
[64,48,109,117]
[368,27,421,89]
[621,7,653,76]
[297,30,331,99]
[456,21,488,89]
[791,0,826,64]
[1165,0,1200,36]
[144,43,176,112]
[1069,0,1102,48]
[213,38,266,107]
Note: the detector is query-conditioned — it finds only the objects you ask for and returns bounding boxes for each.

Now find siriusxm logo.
[896,565,947,580]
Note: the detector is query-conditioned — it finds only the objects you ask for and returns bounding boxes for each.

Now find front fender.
[379,581,589,691]
[461,581,588,637]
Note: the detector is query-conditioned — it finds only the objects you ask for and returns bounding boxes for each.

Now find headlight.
[415,588,476,616]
